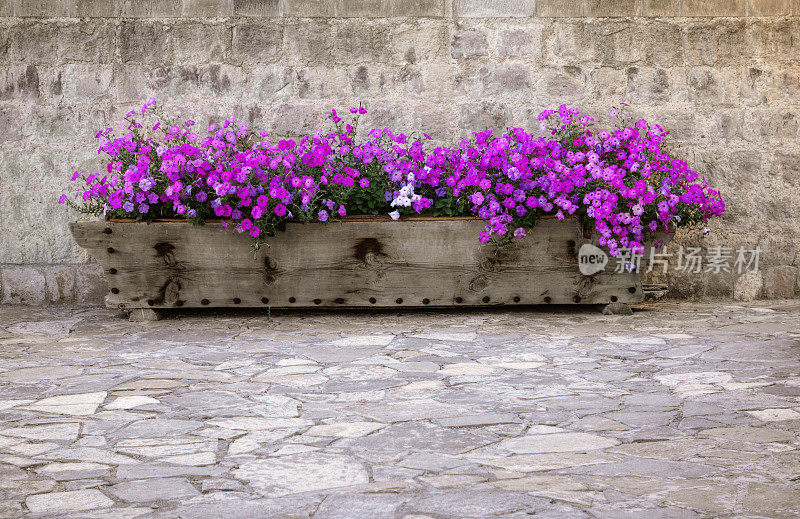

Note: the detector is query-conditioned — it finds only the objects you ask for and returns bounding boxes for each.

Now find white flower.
[389,210,400,220]
[407,172,415,182]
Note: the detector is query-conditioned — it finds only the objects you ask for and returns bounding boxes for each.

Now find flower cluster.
[62,100,725,256]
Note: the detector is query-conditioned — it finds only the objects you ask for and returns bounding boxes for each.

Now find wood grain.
[70,218,646,309]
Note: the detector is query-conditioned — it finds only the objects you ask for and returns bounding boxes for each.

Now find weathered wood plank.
[70,218,646,309]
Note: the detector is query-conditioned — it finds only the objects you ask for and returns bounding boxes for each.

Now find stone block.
[746,0,790,15]
[641,0,680,16]
[588,21,648,66]
[412,102,455,138]
[120,0,182,17]
[75,263,106,305]
[770,64,800,105]
[763,265,798,298]
[0,65,40,101]
[535,65,586,105]
[390,21,448,63]
[733,270,763,300]
[58,23,117,64]
[334,22,391,63]
[453,0,535,18]
[742,108,800,143]
[44,265,77,303]
[537,0,586,17]
[294,66,348,99]
[171,23,230,63]
[15,0,71,17]
[73,0,122,17]
[707,109,743,142]
[495,26,543,59]
[119,21,172,64]
[586,0,638,17]
[282,0,337,17]
[642,21,684,66]
[284,21,335,63]
[393,64,426,96]
[772,151,800,189]
[1,266,46,305]
[682,0,746,16]
[232,0,279,17]
[6,23,58,64]
[456,62,532,99]
[543,21,594,62]
[183,0,234,17]
[385,0,446,17]
[245,64,295,101]
[198,64,243,95]
[60,64,114,102]
[231,23,284,62]
[685,21,747,66]
[451,27,489,59]
[0,0,15,16]
[418,61,454,99]
[745,19,795,60]
[588,66,627,98]
[686,67,723,105]
[268,103,324,137]
[458,101,512,135]
[625,67,678,105]
[738,66,771,106]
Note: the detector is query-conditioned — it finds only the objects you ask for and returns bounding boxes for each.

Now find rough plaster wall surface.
[0,0,798,304]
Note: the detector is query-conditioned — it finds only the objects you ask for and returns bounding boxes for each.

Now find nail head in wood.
[396,298,403,304]
[201,299,210,305]
[573,295,581,303]
[111,288,119,294]
[103,227,112,234]
[233,297,241,304]
[544,296,552,303]
[261,297,269,304]
[628,287,637,293]
[109,268,117,275]
[314,299,321,305]
[289,297,296,303]
[455,297,463,304]
[513,296,520,303]
[369,297,377,304]
[422,298,430,305]
[147,299,155,306]
[107,247,115,253]
[482,296,490,303]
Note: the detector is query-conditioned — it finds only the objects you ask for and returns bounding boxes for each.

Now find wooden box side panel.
[70,219,643,309]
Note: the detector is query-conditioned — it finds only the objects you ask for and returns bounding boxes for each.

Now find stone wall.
[1,0,799,304]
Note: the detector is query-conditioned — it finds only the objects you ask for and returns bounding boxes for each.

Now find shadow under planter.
[70,216,659,321]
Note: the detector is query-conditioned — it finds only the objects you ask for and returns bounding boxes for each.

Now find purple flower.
[318,209,328,222]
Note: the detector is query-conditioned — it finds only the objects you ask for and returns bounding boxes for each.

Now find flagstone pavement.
[0,302,799,518]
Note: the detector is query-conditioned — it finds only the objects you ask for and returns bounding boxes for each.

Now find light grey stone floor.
[1,302,799,518]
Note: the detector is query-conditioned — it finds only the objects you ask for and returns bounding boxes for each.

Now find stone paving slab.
[0,302,799,518]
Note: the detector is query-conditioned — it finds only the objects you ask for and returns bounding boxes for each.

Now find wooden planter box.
[71,217,661,320]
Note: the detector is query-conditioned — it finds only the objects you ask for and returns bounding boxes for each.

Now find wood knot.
[469,275,488,293]
[352,238,387,264]
[263,256,278,285]
[163,278,182,305]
